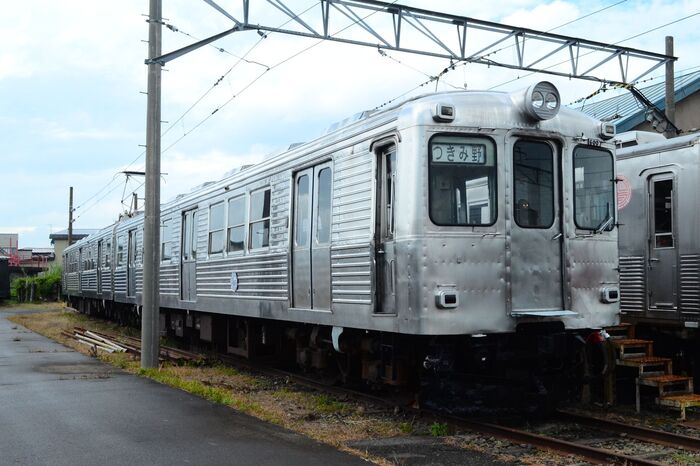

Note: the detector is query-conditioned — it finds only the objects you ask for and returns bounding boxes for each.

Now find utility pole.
[665,36,676,138]
[68,187,74,246]
[142,0,162,369]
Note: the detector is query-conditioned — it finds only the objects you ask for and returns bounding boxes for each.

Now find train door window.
[573,146,614,230]
[105,240,111,267]
[160,220,172,262]
[429,136,496,226]
[653,179,674,248]
[208,202,225,255]
[249,188,271,250]
[513,140,554,228]
[190,211,198,259]
[383,149,396,238]
[116,235,126,266]
[295,176,310,247]
[316,168,332,244]
[227,196,246,253]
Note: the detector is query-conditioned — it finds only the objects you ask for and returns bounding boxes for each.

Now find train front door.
[509,139,564,315]
[291,162,332,310]
[181,209,198,302]
[647,175,677,312]
[127,229,136,297]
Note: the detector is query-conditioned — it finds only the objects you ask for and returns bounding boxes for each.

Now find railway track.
[83,328,700,465]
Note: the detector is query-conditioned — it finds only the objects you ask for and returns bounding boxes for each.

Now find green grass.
[138,367,234,405]
[430,422,449,437]
[312,393,349,415]
[398,421,414,434]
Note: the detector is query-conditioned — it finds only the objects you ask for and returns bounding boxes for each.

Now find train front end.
[388,82,620,409]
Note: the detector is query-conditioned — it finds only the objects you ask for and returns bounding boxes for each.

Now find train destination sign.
[431,143,486,164]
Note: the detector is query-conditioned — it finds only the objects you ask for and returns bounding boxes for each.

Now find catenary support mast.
[142,0,162,369]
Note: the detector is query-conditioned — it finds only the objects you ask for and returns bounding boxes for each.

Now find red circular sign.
[617,175,631,210]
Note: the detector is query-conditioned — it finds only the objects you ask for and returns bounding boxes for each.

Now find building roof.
[573,70,700,132]
[49,228,99,243]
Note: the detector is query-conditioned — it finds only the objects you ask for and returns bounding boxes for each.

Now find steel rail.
[557,409,700,452]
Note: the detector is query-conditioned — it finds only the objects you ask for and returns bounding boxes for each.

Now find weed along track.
[8,308,700,465]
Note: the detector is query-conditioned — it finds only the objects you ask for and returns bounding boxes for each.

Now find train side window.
[429,135,497,226]
[227,196,246,253]
[295,176,310,247]
[573,146,614,230]
[249,188,271,249]
[513,140,554,228]
[653,179,674,248]
[316,168,332,244]
[208,202,225,255]
[160,220,172,262]
[116,235,126,266]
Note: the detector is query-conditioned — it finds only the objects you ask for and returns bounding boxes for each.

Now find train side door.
[376,146,396,314]
[292,162,333,310]
[97,240,103,294]
[509,139,564,314]
[647,175,677,312]
[181,209,198,302]
[127,229,136,297]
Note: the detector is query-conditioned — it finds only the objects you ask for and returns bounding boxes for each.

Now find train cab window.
[227,196,246,253]
[316,168,332,244]
[429,136,496,226]
[513,140,554,228]
[160,221,172,262]
[249,188,271,249]
[653,179,674,248]
[208,202,225,255]
[295,176,310,247]
[573,146,614,230]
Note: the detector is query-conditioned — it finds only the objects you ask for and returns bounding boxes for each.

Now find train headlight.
[523,81,560,121]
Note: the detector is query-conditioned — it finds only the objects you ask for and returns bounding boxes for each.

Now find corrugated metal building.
[574,70,700,134]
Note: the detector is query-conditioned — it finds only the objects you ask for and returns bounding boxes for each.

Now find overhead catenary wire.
[75,0,399,220]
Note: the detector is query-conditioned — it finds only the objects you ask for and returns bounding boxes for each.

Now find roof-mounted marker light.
[522,81,560,121]
[600,122,616,139]
[433,103,455,122]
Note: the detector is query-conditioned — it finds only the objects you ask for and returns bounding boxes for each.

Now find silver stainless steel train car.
[617,131,700,329]
[63,82,620,396]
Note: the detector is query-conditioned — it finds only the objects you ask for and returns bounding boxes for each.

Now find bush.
[11,265,62,302]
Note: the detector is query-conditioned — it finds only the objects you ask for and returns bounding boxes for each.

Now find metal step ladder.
[605,323,700,420]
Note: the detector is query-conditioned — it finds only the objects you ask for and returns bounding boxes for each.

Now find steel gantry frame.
[149,0,675,85]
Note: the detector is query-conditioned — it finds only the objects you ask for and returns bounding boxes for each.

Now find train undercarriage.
[67,296,605,415]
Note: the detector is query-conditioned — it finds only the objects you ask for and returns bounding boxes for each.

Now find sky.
[1,0,699,248]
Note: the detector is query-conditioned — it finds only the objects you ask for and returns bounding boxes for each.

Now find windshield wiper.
[595,203,614,234]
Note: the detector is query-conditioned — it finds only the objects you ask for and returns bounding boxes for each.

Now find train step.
[617,356,672,376]
[604,323,635,340]
[610,338,654,359]
[657,393,700,421]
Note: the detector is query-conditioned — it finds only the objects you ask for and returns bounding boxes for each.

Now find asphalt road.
[0,308,365,466]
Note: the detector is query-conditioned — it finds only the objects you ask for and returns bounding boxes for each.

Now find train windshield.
[573,146,614,231]
[429,136,497,226]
